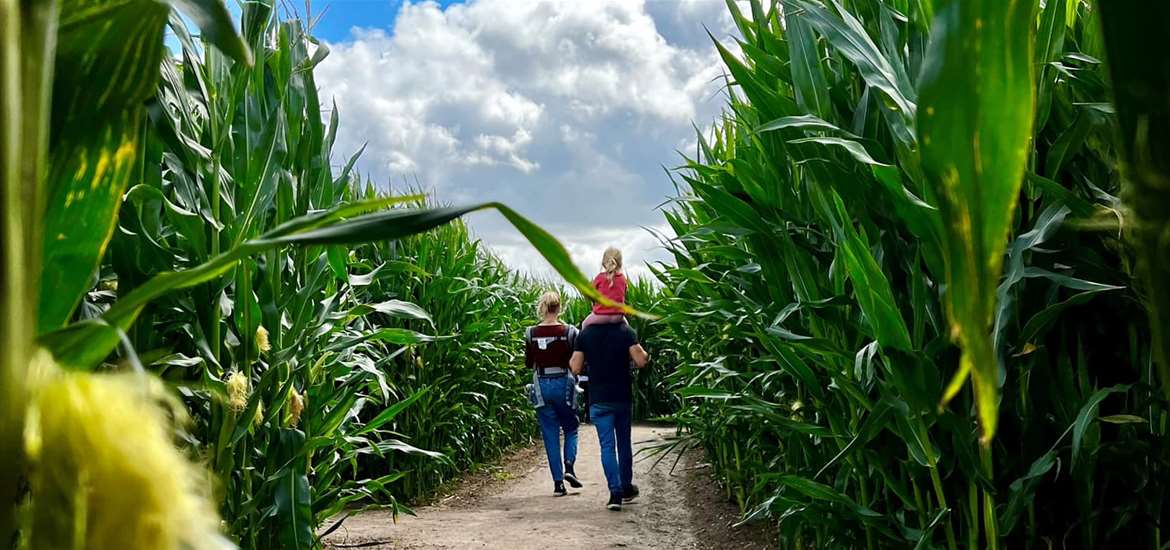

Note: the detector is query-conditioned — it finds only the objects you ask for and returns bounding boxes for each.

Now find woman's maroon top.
[524,324,578,369]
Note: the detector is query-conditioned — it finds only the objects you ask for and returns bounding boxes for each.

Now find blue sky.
[178,1,466,51]
[308,0,465,42]
[245,1,740,278]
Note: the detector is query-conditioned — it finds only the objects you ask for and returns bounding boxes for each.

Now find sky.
[303,0,741,279]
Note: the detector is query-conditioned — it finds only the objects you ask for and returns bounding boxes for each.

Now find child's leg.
[586,313,625,326]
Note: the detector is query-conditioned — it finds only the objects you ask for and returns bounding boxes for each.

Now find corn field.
[2,0,1170,549]
[644,0,1170,548]
[1,1,616,548]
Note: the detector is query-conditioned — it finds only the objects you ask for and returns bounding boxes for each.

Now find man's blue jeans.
[536,375,579,482]
[590,402,633,495]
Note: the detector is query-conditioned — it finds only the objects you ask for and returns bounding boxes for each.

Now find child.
[582,247,628,328]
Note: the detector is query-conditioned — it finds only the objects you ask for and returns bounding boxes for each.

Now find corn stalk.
[651,0,1168,547]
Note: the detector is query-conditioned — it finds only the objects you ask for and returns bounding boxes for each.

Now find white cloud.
[316,0,738,278]
[486,221,678,284]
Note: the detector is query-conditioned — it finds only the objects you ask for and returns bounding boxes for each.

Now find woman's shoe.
[563,462,583,488]
[554,481,567,497]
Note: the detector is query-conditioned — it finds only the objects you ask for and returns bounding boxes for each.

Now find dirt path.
[322,425,773,550]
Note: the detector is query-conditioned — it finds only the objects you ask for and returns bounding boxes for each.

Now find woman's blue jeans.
[590,402,633,495]
[536,375,579,482]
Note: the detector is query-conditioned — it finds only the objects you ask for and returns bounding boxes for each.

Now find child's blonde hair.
[537,290,562,319]
[601,247,623,284]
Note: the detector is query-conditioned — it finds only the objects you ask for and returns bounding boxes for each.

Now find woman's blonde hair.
[537,290,562,319]
[601,246,623,284]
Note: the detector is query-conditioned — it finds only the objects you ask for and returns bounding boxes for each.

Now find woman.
[524,291,584,496]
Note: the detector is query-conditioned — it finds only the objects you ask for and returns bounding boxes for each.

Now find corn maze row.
[2,1,1169,549]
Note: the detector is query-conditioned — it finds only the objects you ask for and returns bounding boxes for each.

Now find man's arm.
[570,351,586,375]
[623,325,648,368]
[629,343,649,369]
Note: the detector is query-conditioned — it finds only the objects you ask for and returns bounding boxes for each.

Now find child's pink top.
[592,272,627,315]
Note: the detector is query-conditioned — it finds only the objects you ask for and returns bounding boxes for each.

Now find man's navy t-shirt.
[575,323,638,405]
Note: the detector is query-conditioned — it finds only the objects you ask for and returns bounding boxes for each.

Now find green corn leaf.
[723,0,756,43]
[917,0,1037,444]
[814,400,895,479]
[317,395,360,440]
[1025,173,1095,217]
[688,181,772,235]
[166,0,252,65]
[354,389,429,436]
[274,434,312,549]
[785,9,831,119]
[814,187,913,351]
[786,0,916,146]
[37,0,249,333]
[1045,110,1094,179]
[42,201,652,369]
[790,136,888,167]
[678,387,740,400]
[757,114,861,138]
[1034,0,1066,129]
[367,439,447,460]
[771,474,883,519]
[1016,289,1118,370]
[37,1,170,333]
[789,135,941,245]
[728,404,834,437]
[1001,449,1058,534]
[326,328,447,352]
[349,300,434,326]
[1071,385,1128,469]
[1099,414,1145,425]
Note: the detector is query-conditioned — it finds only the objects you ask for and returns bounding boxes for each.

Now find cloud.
[486,220,678,283]
[316,0,737,279]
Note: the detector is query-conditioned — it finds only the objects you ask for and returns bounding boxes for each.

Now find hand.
[630,344,649,368]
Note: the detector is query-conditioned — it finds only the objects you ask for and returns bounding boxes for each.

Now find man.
[569,321,650,511]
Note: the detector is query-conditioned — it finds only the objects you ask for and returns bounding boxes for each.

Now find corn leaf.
[274,429,312,549]
[786,0,916,146]
[41,201,652,370]
[1071,385,1128,469]
[916,0,1036,444]
[785,9,831,119]
[37,0,250,333]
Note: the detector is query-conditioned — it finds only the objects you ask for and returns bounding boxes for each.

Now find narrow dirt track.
[322,425,771,550]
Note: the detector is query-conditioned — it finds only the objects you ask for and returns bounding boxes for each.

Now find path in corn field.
[322,425,773,550]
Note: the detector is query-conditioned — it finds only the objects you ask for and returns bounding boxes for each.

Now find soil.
[321,425,776,550]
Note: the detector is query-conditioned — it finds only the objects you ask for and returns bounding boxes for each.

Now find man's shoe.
[564,462,583,488]
[554,481,567,497]
[622,484,640,502]
[606,493,623,511]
